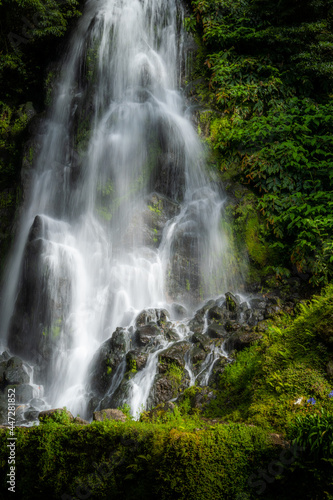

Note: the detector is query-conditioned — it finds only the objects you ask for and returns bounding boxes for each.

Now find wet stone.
[135,324,163,347]
[126,350,148,372]
[24,407,40,421]
[171,303,188,320]
[163,326,180,342]
[191,333,211,351]
[207,305,225,323]
[14,384,35,403]
[159,341,191,370]
[226,331,263,352]
[135,308,169,328]
[0,356,30,386]
[30,397,46,407]
[189,345,207,373]
[207,324,225,340]
[225,292,241,312]
[188,317,205,335]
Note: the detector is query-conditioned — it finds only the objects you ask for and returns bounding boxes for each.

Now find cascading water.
[0,0,243,421]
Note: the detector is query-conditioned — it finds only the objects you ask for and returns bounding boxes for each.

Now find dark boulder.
[207,324,225,340]
[135,324,163,347]
[88,327,130,397]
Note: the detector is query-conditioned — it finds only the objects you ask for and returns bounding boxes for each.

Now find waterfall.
[0,0,242,419]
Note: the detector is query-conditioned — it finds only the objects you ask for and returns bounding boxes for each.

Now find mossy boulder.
[38,408,74,424]
[93,409,127,422]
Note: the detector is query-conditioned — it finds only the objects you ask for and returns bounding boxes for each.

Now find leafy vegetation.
[0,413,275,499]
[186,0,333,285]
[0,0,82,186]
[205,285,333,431]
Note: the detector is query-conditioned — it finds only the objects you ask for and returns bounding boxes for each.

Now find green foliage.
[206,285,333,431]
[0,0,82,103]
[0,418,275,499]
[117,403,133,420]
[38,407,72,425]
[187,0,333,284]
[0,101,29,184]
[166,362,184,386]
[289,409,333,459]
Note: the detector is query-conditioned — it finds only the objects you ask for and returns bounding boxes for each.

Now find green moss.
[206,285,333,433]
[244,212,270,266]
[125,358,137,379]
[0,417,275,500]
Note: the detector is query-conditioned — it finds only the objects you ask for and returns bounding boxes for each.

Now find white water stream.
[0,0,241,419]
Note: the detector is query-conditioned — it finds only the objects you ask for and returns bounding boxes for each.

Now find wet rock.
[0,356,30,386]
[264,303,283,319]
[151,377,175,404]
[255,321,270,333]
[249,298,267,310]
[88,327,130,397]
[135,324,163,347]
[14,384,35,403]
[198,299,216,316]
[163,325,180,342]
[159,341,191,370]
[191,387,216,410]
[171,303,188,320]
[188,317,205,335]
[153,150,186,202]
[207,324,225,340]
[191,333,211,351]
[87,396,100,416]
[126,350,148,372]
[141,401,176,421]
[224,320,242,333]
[7,216,73,380]
[39,408,74,423]
[150,370,190,407]
[93,409,127,422]
[24,407,40,421]
[0,393,8,425]
[225,292,240,312]
[207,305,225,323]
[30,397,46,407]
[189,345,207,374]
[226,330,262,352]
[208,358,229,387]
[176,386,216,412]
[123,192,180,248]
[245,308,265,326]
[100,377,131,411]
[135,308,169,328]
[0,351,10,362]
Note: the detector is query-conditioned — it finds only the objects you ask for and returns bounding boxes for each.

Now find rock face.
[0,354,31,386]
[7,215,73,384]
[83,291,287,418]
[122,193,180,249]
[88,327,130,397]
